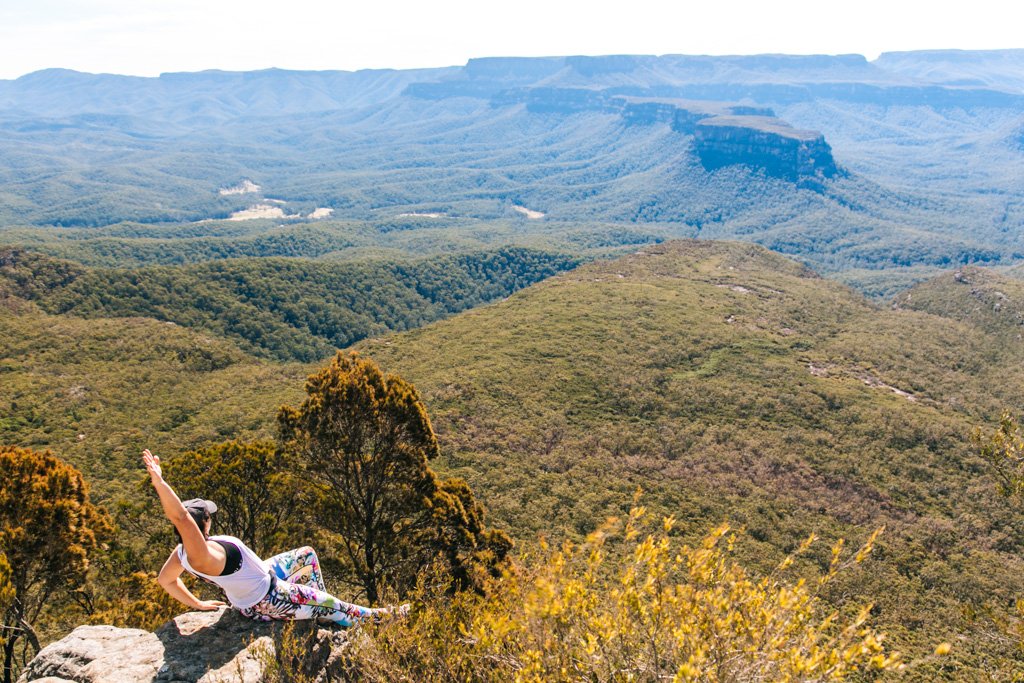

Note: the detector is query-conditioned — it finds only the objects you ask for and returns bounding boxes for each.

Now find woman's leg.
[242,577,388,627]
[264,546,326,591]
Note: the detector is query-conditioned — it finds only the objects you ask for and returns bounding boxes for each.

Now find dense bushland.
[0,246,580,361]
[2,91,1023,295]
[4,240,1024,677]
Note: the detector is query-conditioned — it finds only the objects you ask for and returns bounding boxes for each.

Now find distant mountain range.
[4,50,1023,121]
[1,50,1023,295]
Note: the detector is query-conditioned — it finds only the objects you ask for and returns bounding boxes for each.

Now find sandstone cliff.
[616,97,774,129]
[693,116,839,185]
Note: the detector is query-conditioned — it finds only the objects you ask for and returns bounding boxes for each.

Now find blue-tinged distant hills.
[5,51,1021,122]
[0,66,458,122]
[1,51,1023,294]
[875,48,1024,92]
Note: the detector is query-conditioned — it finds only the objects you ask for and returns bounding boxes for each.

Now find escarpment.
[407,81,839,184]
[693,115,839,184]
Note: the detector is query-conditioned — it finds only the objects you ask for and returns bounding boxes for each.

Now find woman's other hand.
[142,449,163,482]
[196,599,227,611]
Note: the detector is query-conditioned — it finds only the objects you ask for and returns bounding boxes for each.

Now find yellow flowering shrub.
[350,506,902,682]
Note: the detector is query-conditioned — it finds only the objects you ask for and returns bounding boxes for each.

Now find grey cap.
[182,498,218,514]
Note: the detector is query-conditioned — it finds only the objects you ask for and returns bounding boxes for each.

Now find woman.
[144,449,400,626]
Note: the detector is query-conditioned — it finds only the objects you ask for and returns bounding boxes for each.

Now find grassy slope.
[895,265,1024,337]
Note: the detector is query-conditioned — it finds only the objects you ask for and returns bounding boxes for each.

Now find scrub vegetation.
[2,241,1023,678]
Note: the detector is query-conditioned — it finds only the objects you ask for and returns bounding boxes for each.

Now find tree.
[972,413,1024,665]
[161,440,302,557]
[278,351,510,604]
[433,479,513,593]
[974,411,1024,497]
[0,555,12,648]
[0,446,112,683]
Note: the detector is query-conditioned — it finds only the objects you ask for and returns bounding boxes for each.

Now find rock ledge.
[18,609,351,683]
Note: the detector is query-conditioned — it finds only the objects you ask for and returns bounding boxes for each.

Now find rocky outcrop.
[399,52,1024,109]
[490,88,775,122]
[17,609,355,683]
[694,116,839,185]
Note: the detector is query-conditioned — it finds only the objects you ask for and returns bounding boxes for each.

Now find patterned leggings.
[238,546,387,627]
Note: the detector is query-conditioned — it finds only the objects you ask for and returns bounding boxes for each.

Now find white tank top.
[177,535,272,609]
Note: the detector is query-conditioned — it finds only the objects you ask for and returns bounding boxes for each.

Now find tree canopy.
[0,446,112,683]
[278,352,511,603]
[161,440,302,557]
[974,411,1024,498]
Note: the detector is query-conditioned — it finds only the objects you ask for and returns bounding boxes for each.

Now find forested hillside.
[5,241,1024,677]
[0,247,579,360]
[354,241,1024,678]
[0,296,304,494]
[893,265,1024,336]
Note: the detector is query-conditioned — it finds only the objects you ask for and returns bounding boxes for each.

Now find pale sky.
[0,0,1020,79]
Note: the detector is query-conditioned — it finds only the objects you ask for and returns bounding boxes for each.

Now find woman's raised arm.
[143,449,211,564]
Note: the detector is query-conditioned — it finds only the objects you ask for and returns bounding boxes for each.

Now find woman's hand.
[196,599,227,611]
[142,449,163,482]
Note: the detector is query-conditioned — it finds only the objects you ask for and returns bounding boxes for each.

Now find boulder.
[17,609,354,683]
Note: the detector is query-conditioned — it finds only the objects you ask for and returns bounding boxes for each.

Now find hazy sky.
[0,0,1020,79]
